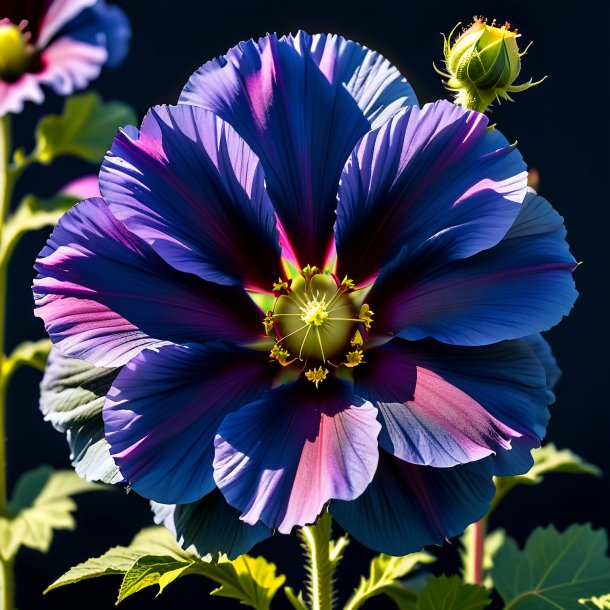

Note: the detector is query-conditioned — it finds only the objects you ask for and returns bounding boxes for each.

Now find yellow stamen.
[305,366,329,388]
[270,344,294,366]
[300,299,329,326]
[263,310,275,334]
[359,304,374,329]
[345,350,364,368]
[351,330,364,347]
[273,278,290,293]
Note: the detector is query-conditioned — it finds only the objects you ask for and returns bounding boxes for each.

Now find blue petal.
[101,105,281,290]
[34,198,264,367]
[522,333,561,393]
[180,32,416,265]
[103,342,273,504]
[355,339,548,470]
[336,102,526,283]
[214,379,381,534]
[56,0,131,67]
[331,450,495,555]
[151,491,271,560]
[368,191,577,345]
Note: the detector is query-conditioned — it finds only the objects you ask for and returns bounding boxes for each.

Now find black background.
[5,0,609,608]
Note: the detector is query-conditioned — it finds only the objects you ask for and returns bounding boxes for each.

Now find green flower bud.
[436,17,545,113]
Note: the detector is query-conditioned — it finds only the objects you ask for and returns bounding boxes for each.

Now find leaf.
[0,466,99,559]
[35,92,137,164]
[493,444,601,510]
[3,339,52,378]
[284,587,308,610]
[0,193,78,264]
[46,526,285,609]
[415,575,490,609]
[344,552,435,610]
[40,348,122,484]
[492,524,610,609]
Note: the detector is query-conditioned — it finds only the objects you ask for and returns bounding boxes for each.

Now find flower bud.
[0,21,30,82]
[436,17,545,113]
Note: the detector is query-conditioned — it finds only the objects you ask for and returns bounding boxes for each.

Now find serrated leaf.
[35,92,136,164]
[493,524,610,609]
[415,575,490,609]
[40,348,121,484]
[493,444,601,510]
[46,526,285,609]
[1,466,98,559]
[344,552,434,610]
[3,339,52,378]
[0,193,78,264]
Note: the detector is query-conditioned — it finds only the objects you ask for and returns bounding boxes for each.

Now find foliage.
[415,575,490,609]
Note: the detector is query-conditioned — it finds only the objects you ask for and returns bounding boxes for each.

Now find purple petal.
[369,191,577,345]
[104,343,272,504]
[213,380,381,533]
[357,339,548,469]
[151,490,271,560]
[180,32,416,266]
[331,450,495,554]
[336,102,527,283]
[101,105,281,290]
[34,198,264,366]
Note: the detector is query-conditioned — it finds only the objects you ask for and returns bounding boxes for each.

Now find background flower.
[0,0,130,115]
[34,32,576,559]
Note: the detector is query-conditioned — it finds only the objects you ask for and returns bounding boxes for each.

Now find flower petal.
[34,198,264,367]
[213,380,381,533]
[336,102,526,283]
[331,450,495,555]
[356,339,548,470]
[151,490,271,560]
[104,342,272,504]
[37,0,97,47]
[180,31,416,265]
[368,191,577,345]
[101,105,281,290]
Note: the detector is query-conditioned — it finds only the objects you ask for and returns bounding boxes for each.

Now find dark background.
[5,0,609,608]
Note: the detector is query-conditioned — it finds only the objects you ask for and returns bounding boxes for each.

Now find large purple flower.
[0,0,130,115]
[34,32,577,557]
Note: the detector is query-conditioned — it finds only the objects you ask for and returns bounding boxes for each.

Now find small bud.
[436,17,545,113]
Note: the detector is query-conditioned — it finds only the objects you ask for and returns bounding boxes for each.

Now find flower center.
[263,266,374,387]
[0,21,35,82]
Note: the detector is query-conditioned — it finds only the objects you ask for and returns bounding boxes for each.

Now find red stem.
[471,518,486,585]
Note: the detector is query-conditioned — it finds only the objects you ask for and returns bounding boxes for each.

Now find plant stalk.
[0,114,16,610]
[466,518,487,586]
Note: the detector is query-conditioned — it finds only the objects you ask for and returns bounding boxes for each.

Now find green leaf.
[46,526,285,609]
[0,466,98,559]
[415,575,490,609]
[492,444,601,511]
[344,552,435,610]
[3,339,52,378]
[284,587,308,610]
[493,524,610,609]
[35,92,137,164]
[0,193,78,264]
[40,348,121,484]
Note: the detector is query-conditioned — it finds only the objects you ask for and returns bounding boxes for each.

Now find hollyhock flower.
[0,0,130,116]
[34,32,577,557]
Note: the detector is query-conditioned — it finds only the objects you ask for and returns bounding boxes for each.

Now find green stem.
[0,114,15,610]
[299,512,335,610]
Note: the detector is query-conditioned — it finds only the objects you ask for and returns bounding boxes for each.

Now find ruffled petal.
[151,490,271,560]
[336,102,526,283]
[213,379,381,533]
[0,73,45,117]
[34,198,264,367]
[368,191,577,345]
[180,31,416,265]
[523,334,561,393]
[36,0,96,47]
[101,105,281,290]
[331,450,495,555]
[103,342,273,504]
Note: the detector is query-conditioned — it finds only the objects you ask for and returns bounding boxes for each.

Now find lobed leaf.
[35,92,137,164]
[492,524,610,609]
[415,575,490,609]
[3,339,52,378]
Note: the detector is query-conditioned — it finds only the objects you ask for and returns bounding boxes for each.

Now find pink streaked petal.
[61,174,100,199]
[38,37,106,95]
[0,73,44,116]
[213,381,381,534]
[36,0,96,47]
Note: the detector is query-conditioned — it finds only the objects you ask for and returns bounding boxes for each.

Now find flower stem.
[465,518,487,586]
[298,512,335,610]
[0,113,16,610]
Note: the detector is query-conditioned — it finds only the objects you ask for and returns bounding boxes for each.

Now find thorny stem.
[0,114,16,610]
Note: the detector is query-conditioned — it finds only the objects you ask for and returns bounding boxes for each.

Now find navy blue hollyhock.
[34,32,577,558]
[0,0,130,115]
